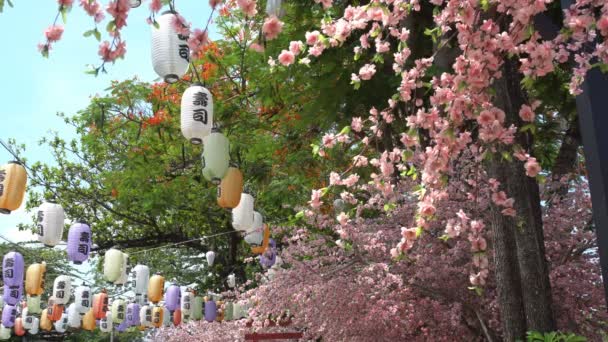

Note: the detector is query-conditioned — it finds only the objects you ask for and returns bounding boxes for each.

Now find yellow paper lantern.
[152,306,163,328]
[0,161,27,214]
[25,262,46,296]
[82,309,96,331]
[103,248,125,283]
[148,274,165,304]
[217,167,243,209]
[251,224,271,254]
[39,309,52,331]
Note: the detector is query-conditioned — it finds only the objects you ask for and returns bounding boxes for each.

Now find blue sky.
[0,0,214,242]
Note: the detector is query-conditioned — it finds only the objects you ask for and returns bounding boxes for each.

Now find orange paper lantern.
[152,306,163,328]
[47,297,64,321]
[92,290,109,319]
[82,309,96,331]
[173,308,181,326]
[25,262,46,296]
[251,224,270,254]
[217,167,243,208]
[148,274,165,304]
[0,161,27,214]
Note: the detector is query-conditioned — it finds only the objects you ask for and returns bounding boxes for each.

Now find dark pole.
[560,0,608,306]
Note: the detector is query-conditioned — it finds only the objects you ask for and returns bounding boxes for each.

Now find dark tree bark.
[487,58,556,340]
[551,115,581,195]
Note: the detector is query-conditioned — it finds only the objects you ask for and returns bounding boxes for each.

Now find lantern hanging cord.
[128,230,236,255]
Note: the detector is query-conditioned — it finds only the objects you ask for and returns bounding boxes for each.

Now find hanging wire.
[128,230,236,256]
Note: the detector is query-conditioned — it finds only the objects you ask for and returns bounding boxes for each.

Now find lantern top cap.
[191,82,204,87]
[75,219,88,224]
[211,127,221,133]
[7,160,22,165]
[161,10,178,15]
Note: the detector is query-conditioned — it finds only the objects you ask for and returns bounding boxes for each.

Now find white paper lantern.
[232,193,254,231]
[227,274,236,288]
[206,251,215,267]
[74,285,92,314]
[100,311,113,332]
[28,317,39,334]
[67,303,81,328]
[36,201,65,247]
[52,275,72,305]
[140,305,153,327]
[114,253,129,286]
[131,264,150,303]
[53,311,68,333]
[180,290,193,316]
[0,324,10,340]
[104,248,125,283]
[162,306,171,327]
[21,309,30,329]
[181,84,213,144]
[151,11,190,83]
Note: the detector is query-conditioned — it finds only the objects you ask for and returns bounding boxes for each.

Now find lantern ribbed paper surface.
[1,305,16,327]
[126,303,140,327]
[116,318,128,332]
[40,309,52,331]
[224,301,234,321]
[0,161,27,214]
[67,222,91,264]
[164,284,181,311]
[67,303,81,328]
[131,264,149,300]
[218,167,243,208]
[37,201,64,246]
[99,311,112,332]
[27,294,41,314]
[53,312,68,333]
[14,317,25,336]
[152,306,163,328]
[204,300,217,322]
[181,291,193,315]
[0,324,9,340]
[151,11,190,83]
[25,262,46,296]
[232,193,254,231]
[162,306,171,327]
[227,274,236,288]
[192,296,203,321]
[74,285,92,314]
[173,308,182,326]
[139,305,152,327]
[202,130,230,184]
[181,84,213,144]
[47,297,64,321]
[82,309,95,331]
[113,252,128,285]
[2,284,21,306]
[28,316,39,334]
[206,251,215,267]
[93,292,108,319]
[148,274,164,303]
[52,275,72,305]
[3,251,24,287]
[112,299,126,323]
[21,310,31,330]
[104,249,124,282]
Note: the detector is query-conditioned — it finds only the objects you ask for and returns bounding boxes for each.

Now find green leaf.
[294,211,304,219]
[83,29,95,38]
[480,0,490,11]
[94,28,101,41]
[106,20,116,33]
[61,7,68,24]
[339,126,351,135]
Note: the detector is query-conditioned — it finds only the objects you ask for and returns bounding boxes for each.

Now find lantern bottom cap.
[129,0,141,7]
[211,178,222,185]
[0,208,10,214]
[190,138,202,145]
[72,261,83,265]
[164,74,179,84]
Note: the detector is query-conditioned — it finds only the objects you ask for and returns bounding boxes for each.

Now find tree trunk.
[487,58,556,340]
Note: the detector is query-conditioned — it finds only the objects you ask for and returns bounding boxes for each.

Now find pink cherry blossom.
[44,25,64,42]
[305,31,320,45]
[336,212,349,226]
[187,29,208,56]
[524,157,541,177]
[209,0,223,9]
[237,0,257,17]
[358,64,376,80]
[519,104,535,122]
[249,42,264,53]
[277,50,295,66]
[309,189,323,209]
[263,16,284,40]
[149,0,161,12]
[58,0,74,8]
[351,117,363,132]
[289,41,304,55]
[322,133,336,148]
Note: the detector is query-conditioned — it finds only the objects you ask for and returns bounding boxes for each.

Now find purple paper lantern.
[3,251,24,287]
[126,303,140,327]
[67,221,91,264]
[260,239,277,268]
[2,304,16,327]
[164,285,180,312]
[204,300,217,322]
[116,318,128,332]
[3,283,22,306]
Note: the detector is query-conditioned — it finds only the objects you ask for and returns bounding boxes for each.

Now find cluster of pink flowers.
[98,39,127,62]
[79,0,105,22]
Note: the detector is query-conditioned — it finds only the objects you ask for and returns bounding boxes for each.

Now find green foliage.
[526,331,587,342]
